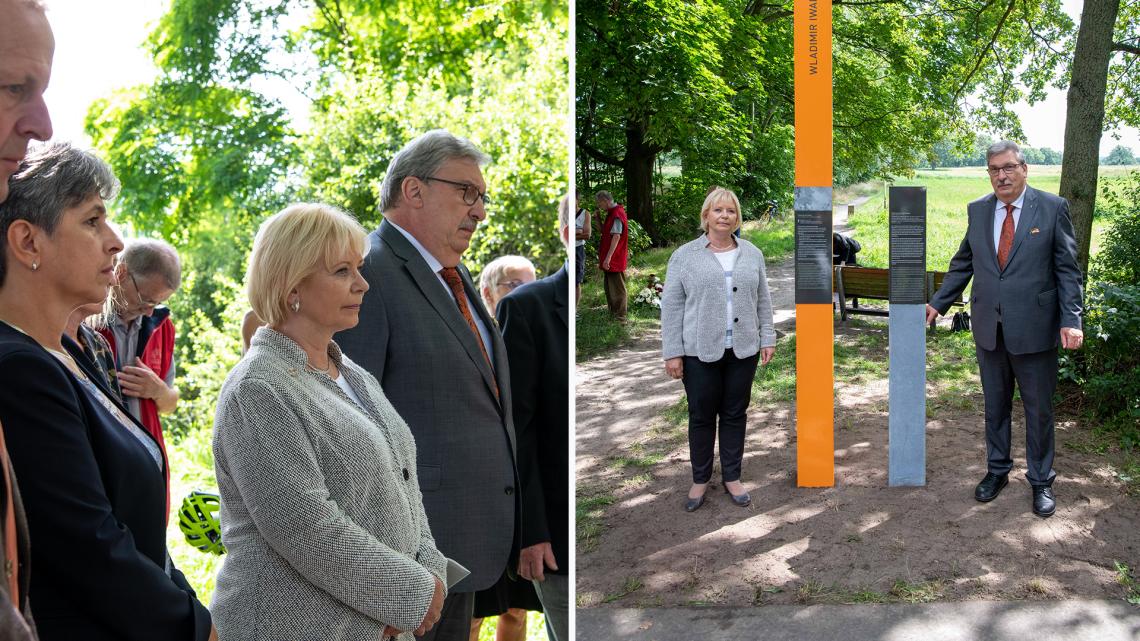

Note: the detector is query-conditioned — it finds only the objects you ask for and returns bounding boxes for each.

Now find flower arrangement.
[633,274,665,309]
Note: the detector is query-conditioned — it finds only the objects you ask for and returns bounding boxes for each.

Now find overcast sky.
[42,0,1139,158]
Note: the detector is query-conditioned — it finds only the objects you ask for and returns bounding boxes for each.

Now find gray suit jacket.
[930,186,1083,355]
[211,328,447,640]
[336,220,517,593]
[661,235,776,362]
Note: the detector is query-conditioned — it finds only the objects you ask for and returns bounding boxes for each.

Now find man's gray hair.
[0,142,120,287]
[379,130,490,212]
[121,238,182,291]
[986,140,1026,164]
[595,190,613,204]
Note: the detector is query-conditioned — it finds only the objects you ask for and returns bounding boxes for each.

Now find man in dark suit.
[928,140,1084,518]
[495,197,569,641]
[336,130,517,641]
[0,0,54,636]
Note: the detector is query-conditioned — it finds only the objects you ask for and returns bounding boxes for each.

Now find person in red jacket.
[595,191,629,320]
[99,239,181,514]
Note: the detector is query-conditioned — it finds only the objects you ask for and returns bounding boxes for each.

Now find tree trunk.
[623,120,661,244]
[1059,0,1121,277]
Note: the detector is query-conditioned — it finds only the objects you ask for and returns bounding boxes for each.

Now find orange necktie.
[439,268,498,397]
[997,202,1015,269]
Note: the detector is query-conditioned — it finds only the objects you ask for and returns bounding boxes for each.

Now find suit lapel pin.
[1030,227,1040,234]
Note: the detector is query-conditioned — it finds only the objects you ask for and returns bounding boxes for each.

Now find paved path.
[577,600,1140,640]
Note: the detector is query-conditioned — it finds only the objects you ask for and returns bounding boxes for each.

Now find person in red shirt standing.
[595,191,629,320]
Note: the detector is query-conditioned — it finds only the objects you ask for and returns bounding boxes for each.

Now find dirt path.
[574,210,1139,608]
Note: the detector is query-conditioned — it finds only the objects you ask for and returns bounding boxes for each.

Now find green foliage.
[1103,145,1137,166]
[1094,171,1140,285]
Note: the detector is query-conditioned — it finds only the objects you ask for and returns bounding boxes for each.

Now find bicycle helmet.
[179,490,226,555]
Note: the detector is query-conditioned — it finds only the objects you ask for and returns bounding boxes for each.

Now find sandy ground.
[575,224,1139,608]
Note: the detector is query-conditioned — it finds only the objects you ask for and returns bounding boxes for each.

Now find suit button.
[415,552,421,561]
[504,486,514,495]
[999,276,1003,281]
[734,317,739,323]
[403,468,410,480]
[732,286,738,292]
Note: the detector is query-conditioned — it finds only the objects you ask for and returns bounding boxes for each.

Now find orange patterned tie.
[439,267,498,397]
[997,202,1015,269]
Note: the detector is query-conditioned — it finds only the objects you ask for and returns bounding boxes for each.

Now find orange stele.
[795,303,834,486]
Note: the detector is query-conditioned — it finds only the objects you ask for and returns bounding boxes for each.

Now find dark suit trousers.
[414,591,473,641]
[682,351,760,484]
[977,324,1058,486]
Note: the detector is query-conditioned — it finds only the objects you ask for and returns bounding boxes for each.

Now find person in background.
[595,191,629,320]
[239,309,262,354]
[478,255,536,316]
[660,187,776,513]
[574,192,590,303]
[495,196,570,641]
[211,203,446,640]
[0,0,53,634]
[0,142,214,641]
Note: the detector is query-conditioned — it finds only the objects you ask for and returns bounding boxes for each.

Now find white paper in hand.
[445,558,470,589]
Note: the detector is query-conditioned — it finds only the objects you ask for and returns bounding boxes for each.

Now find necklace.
[305,358,332,374]
[708,240,736,251]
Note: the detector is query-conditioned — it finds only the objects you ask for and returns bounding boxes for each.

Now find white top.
[992,187,1026,255]
[713,248,739,348]
[386,219,496,370]
[575,208,587,247]
[334,372,365,408]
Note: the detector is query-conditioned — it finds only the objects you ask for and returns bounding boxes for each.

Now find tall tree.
[1059,0,1138,276]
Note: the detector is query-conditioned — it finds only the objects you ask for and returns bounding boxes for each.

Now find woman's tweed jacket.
[661,234,777,362]
[211,328,447,640]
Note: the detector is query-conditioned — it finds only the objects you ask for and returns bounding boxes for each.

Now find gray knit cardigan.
[661,235,777,362]
[211,327,447,640]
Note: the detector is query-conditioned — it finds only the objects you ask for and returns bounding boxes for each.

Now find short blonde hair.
[478,255,536,312]
[246,203,368,326]
[699,187,743,233]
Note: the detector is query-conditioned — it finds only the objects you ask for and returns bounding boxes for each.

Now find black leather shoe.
[684,494,706,512]
[724,485,751,507]
[974,472,1008,502]
[1032,485,1056,517]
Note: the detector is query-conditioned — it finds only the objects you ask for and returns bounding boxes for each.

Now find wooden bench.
[833,266,964,322]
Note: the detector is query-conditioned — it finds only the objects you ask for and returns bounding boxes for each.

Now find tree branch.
[1112,42,1140,55]
[951,0,1018,106]
[576,139,624,167]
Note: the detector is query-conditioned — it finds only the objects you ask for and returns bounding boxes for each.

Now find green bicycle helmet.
[179,490,226,555]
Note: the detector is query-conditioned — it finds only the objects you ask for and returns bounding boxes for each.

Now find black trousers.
[682,350,760,484]
[976,324,1058,486]
[414,591,474,641]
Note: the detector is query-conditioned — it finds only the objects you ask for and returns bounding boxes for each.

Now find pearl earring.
[31,261,38,271]
[291,299,300,312]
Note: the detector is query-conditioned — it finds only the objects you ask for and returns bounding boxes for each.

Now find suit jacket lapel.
[377,222,502,408]
[1003,187,1039,270]
[457,264,504,408]
[980,193,999,271]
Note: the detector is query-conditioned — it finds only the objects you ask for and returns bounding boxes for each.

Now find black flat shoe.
[1032,485,1056,517]
[724,485,751,507]
[684,494,706,512]
[974,472,1008,502]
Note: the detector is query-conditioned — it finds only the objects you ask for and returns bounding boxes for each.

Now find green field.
[845,166,1132,270]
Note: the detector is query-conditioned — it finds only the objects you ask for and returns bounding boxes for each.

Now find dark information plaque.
[795,210,833,304]
[888,187,926,304]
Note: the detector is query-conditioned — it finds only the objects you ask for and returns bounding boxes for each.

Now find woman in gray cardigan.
[661,188,777,513]
[211,204,446,640]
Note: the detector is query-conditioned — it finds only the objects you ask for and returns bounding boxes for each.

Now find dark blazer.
[930,186,1083,355]
[0,323,210,641]
[336,220,518,592]
[496,265,569,575]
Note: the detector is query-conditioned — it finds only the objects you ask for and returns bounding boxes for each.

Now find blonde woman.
[660,188,777,512]
[211,203,446,640]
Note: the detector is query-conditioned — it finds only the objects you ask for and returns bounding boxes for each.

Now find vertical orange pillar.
[794,0,834,487]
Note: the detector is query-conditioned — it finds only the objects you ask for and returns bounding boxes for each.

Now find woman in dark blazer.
[660,187,777,513]
[0,143,213,641]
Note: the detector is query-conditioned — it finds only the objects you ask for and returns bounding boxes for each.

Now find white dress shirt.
[992,187,1026,255]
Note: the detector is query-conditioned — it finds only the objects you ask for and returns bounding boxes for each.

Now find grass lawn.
[845,165,1130,271]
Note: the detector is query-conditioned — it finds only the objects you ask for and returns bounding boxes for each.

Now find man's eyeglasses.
[127,272,158,308]
[987,163,1024,177]
[421,176,491,207]
[497,279,526,292]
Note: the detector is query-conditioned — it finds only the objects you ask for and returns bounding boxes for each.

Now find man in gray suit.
[336,130,517,641]
[928,140,1084,518]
